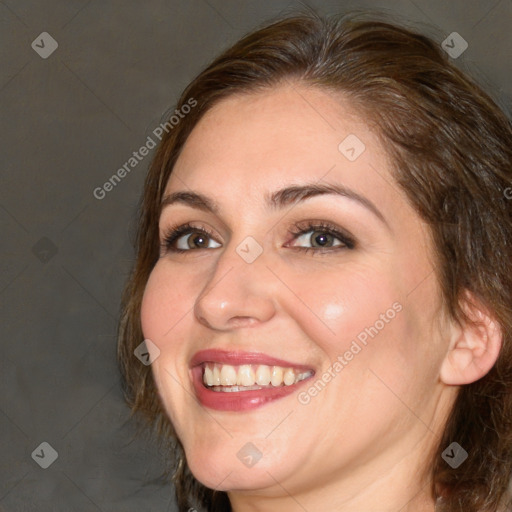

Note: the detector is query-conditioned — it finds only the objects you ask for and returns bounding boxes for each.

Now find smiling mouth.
[201,362,314,392]
[190,349,316,411]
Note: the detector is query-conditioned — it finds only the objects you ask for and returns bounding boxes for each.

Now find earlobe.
[440,292,502,386]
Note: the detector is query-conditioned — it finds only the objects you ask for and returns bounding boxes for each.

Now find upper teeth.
[202,363,313,388]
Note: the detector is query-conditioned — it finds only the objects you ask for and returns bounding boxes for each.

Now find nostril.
[229,316,258,328]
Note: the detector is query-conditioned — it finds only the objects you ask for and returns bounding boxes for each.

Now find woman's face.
[141,84,454,504]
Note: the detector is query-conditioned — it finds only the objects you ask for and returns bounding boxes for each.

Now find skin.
[140,83,501,511]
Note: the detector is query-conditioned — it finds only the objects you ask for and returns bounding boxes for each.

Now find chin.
[182,439,297,493]
[187,458,279,492]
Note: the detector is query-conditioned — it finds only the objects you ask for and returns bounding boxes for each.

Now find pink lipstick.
[190,349,315,411]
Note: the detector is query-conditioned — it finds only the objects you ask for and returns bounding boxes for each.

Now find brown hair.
[117,9,512,512]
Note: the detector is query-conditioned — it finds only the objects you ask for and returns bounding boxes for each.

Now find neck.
[228,431,439,512]
[229,480,436,512]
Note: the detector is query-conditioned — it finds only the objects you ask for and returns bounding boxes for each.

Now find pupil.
[313,231,331,247]
[191,234,207,248]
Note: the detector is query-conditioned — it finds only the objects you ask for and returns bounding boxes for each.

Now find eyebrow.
[160,182,390,229]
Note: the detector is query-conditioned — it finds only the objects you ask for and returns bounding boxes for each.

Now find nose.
[194,239,277,330]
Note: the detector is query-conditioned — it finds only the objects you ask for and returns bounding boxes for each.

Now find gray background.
[0,0,510,511]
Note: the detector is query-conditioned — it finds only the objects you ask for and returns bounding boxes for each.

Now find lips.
[190,349,315,411]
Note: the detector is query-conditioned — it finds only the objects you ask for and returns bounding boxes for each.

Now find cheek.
[140,263,192,344]
[139,264,196,430]
[288,264,401,359]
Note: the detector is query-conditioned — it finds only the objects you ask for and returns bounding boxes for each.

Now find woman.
[117,9,512,512]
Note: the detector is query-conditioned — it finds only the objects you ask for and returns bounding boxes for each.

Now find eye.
[287,221,355,253]
[160,222,221,253]
[293,230,344,249]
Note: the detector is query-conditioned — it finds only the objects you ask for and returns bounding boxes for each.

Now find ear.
[440,291,503,385]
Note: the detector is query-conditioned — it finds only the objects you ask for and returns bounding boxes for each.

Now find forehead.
[166,83,403,219]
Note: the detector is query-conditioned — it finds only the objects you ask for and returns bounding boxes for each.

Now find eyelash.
[160,220,356,255]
